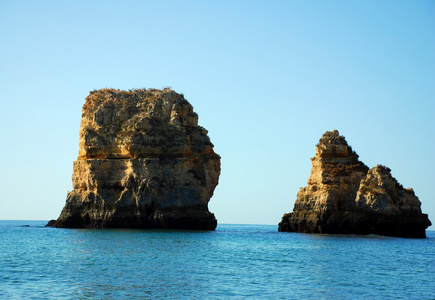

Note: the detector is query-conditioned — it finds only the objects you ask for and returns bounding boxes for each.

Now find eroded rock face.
[51,88,220,229]
[279,130,431,238]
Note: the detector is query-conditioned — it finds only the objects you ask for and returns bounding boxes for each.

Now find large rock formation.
[279,130,431,238]
[50,88,220,229]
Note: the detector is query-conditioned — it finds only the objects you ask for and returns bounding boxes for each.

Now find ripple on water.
[0,222,434,299]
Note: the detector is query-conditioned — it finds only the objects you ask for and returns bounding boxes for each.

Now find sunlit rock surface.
[279,130,431,238]
[50,88,220,229]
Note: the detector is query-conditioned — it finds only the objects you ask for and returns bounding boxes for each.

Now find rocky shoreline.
[48,89,431,236]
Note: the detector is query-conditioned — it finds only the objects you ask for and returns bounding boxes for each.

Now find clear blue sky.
[0,0,433,227]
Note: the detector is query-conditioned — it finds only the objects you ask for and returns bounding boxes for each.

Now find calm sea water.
[0,221,434,299]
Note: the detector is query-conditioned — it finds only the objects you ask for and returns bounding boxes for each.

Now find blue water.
[1,221,434,299]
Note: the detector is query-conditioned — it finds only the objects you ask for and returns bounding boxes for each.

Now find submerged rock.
[279,130,431,238]
[50,88,220,229]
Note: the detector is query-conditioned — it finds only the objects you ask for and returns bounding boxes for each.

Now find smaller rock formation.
[279,130,431,238]
[50,88,220,230]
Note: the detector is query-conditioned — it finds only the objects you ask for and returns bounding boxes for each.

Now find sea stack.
[278,130,431,238]
[50,88,220,229]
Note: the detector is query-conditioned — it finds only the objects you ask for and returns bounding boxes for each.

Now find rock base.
[279,212,430,238]
[51,209,217,230]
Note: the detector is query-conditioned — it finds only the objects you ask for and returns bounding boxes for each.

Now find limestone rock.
[279,130,431,238]
[50,88,220,229]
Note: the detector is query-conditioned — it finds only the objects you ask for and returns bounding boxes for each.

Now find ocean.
[1,221,434,299]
